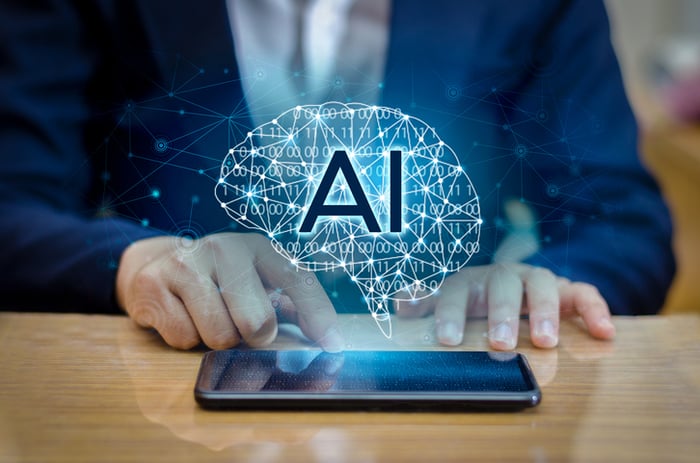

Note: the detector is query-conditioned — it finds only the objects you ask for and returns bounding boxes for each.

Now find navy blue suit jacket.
[0,0,675,314]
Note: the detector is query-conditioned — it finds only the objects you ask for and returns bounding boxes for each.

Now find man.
[0,0,675,351]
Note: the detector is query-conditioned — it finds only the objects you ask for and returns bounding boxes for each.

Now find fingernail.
[535,319,558,348]
[438,322,463,346]
[597,318,616,334]
[319,326,345,353]
[490,322,515,350]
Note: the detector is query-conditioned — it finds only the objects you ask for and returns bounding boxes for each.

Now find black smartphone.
[194,350,541,411]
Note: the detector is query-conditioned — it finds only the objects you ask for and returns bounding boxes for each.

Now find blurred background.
[605,0,700,313]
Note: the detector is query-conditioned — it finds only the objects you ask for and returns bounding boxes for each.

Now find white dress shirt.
[227,0,391,126]
[227,0,539,264]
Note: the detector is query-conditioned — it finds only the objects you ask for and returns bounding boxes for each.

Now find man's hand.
[395,263,616,350]
[116,233,344,351]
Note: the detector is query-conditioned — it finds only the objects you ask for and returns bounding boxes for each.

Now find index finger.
[250,238,345,352]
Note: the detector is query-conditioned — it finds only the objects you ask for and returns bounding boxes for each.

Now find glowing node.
[214,102,481,341]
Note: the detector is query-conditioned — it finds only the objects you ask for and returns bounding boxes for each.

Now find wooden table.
[0,312,698,462]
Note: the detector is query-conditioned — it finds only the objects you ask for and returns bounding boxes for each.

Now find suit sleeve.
[512,0,675,314]
[0,1,160,312]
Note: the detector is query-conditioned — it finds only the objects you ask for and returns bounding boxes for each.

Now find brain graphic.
[215,102,481,337]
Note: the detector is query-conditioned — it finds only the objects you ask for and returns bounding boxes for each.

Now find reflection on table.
[0,312,698,462]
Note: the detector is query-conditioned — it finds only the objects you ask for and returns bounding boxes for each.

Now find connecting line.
[214,102,481,339]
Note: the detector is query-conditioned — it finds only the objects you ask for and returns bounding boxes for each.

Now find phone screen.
[195,350,541,411]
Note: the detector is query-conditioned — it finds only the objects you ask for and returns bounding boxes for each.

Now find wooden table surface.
[0,312,698,463]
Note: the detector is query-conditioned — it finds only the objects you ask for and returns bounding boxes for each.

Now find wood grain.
[0,312,698,462]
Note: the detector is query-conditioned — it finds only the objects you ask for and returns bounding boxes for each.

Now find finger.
[268,290,297,324]
[250,236,344,352]
[434,274,470,346]
[164,256,241,350]
[212,240,278,348]
[486,265,523,350]
[559,282,616,340]
[523,267,560,348]
[126,264,201,350]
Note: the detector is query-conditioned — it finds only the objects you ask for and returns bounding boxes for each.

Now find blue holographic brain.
[215,102,481,337]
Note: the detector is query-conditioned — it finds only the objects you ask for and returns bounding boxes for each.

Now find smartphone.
[194,350,541,411]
